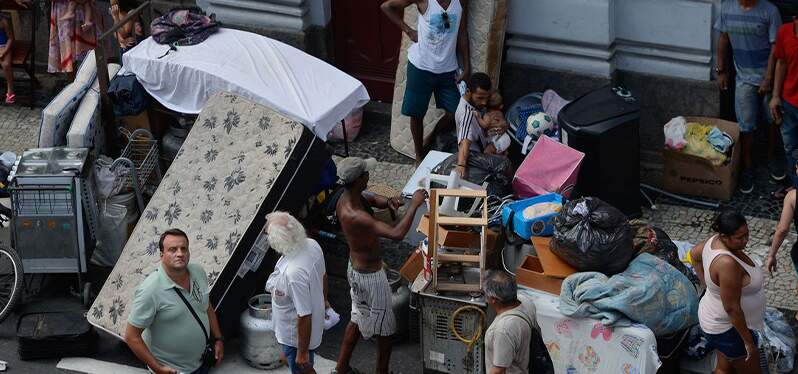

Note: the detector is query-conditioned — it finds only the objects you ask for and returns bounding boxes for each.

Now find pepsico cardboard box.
[663,116,740,201]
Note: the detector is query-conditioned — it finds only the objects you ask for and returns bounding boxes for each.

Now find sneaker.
[739,169,754,194]
[769,159,787,182]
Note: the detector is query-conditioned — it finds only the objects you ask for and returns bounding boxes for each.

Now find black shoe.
[769,159,787,182]
[739,170,754,194]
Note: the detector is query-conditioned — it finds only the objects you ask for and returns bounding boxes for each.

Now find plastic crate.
[501,193,563,239]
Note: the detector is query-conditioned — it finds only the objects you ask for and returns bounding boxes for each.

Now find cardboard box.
[417,214,499,249]
[531,237,577,279]
[399,246,424,282]
[515,255,563,295]
[663,116,740,201]
[120,111,151,133]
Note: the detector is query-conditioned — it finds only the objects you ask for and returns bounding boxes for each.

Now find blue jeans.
[781,100,798,188]
[735,80,773,133]
[282,344,315,374]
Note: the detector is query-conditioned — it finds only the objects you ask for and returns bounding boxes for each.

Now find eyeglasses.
[442,11,450,29]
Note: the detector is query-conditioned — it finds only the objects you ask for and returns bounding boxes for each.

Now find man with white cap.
[332,157,427,374]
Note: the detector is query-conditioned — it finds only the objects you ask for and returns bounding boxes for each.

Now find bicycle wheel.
[0,244,23,323]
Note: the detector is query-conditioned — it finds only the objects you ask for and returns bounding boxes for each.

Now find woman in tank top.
[767,154,798,323]
[690,211,767,374]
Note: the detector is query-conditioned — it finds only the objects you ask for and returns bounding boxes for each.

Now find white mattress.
[67,64,122,153]
[120,28,370,141]
[88,92,331,339]
[390,0,508,159]
[38,51,98,147]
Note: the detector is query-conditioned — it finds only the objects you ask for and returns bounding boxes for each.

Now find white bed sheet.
[120,28,370,141]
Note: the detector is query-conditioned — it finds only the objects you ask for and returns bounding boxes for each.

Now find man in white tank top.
[382,0,470,165]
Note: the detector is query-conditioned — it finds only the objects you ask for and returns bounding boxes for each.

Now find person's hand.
[744,340,758,362]
[457,67,470,84]
[405,27,418,43]
[771,96,784,125]
[455,165,466,179]
[717,72,729,91]
[410,189,428,207]
[153,365,178,374]
[759,76,773,96]
[295,350,312,372]
[214,340,225,366]
[387,196,404,211]
[123,36,137,48]
[767,254,778,275]
[110,4,120,19]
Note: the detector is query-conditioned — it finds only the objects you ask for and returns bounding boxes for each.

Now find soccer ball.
[526,112,554,139]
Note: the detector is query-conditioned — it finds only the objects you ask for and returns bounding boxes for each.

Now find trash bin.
[558,86,641,218]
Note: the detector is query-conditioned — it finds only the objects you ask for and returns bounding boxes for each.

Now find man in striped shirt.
[454,72,493,178]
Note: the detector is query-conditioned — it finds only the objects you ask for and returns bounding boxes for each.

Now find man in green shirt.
[125,228,225,374]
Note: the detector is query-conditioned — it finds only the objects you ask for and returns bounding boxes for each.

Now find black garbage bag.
[433,152,513,197]
[630,221,700,289]
[551,197,634,275]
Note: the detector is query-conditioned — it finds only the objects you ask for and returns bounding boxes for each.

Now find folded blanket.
[559,253,699,336]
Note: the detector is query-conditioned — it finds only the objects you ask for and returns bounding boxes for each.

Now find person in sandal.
[0,14,15,105]
[767,154,798,321]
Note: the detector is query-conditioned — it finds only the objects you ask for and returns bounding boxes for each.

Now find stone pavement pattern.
[0,106,40,155]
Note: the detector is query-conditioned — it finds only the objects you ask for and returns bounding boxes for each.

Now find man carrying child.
[436,72,512,195]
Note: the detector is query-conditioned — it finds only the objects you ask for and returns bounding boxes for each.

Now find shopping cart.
[109,128,162,213]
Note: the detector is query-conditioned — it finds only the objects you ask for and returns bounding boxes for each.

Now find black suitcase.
[17,311,98,360]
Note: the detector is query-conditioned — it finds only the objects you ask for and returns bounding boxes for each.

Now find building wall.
[501,0,723,173]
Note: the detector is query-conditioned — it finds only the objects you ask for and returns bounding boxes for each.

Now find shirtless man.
[332,157,427,374]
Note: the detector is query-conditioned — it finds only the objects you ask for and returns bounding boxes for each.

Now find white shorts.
[347,264,396,338]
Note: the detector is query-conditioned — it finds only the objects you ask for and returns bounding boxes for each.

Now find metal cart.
[110,128,161,213]
[8,147,98,306]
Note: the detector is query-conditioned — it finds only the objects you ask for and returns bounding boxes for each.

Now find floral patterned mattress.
[88,92,330,338]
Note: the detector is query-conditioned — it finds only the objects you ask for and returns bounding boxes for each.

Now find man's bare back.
[336,188,427,273]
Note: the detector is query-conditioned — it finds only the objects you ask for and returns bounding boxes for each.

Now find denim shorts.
[735,80,773,133]
[401,62,460,118]
[282,344,315,374]
[705,327,760,360]
[781,100,798,188]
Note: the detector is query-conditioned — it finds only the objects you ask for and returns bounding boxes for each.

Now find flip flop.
[5,93,14,105]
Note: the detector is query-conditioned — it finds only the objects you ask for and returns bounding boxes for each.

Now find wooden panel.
[436,282,481,292]
[436,216,487,226]
[438,253,480,263]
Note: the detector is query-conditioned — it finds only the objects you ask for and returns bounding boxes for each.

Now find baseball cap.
[337,157,377,184]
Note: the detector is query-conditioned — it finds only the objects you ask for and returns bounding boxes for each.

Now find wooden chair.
[1,0,37,109]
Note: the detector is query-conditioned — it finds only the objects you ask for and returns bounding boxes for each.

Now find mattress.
[66,63,122,154]
[88,92,331,338]
[120,28,370,141]
[390,0,509,159]
[38,50,99,147]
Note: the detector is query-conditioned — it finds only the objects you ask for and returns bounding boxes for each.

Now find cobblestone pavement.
[644,203,798,311]
[0,105,41,155]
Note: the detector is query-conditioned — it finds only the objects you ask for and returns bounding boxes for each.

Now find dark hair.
[711,211,747,235]
[793,149,798,167]
[467,72,492,93]
[118,0,139,12]
[159,228,189,251]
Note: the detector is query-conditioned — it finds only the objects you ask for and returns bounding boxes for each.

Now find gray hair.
[483,270,518,305]
[265,211,307,256]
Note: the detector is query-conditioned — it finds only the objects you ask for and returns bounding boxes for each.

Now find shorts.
[401,62,460,119]
[282,344,315,374]
[704,327,761,361]
[347,263,396,338]
[735,80,773,133]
